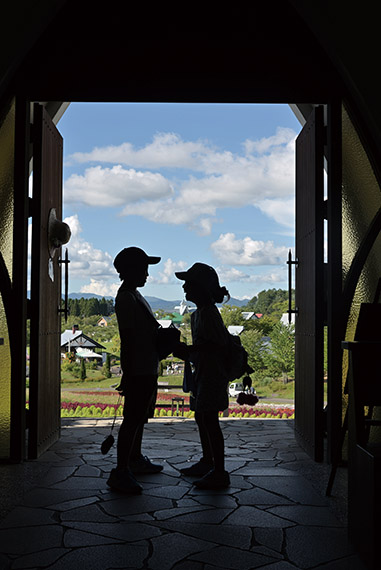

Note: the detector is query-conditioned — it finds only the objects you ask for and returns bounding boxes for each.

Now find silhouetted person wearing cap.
[107,247,163,494]
[174,263,231,489]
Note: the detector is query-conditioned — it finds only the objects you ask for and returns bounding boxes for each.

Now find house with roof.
[61,326,106,359]
[281,312,296,326]
[241,311,257,321]
[157,319,177,329]
[227,325,245,336]
[97,316,111,327]
[174,299,195,316]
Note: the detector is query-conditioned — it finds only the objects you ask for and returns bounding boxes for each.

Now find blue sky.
[58,103,301,301]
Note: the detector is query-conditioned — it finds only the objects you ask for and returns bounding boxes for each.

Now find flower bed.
[60,401,294,419]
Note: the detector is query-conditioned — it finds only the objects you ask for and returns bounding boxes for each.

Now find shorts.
[122,374,158,423]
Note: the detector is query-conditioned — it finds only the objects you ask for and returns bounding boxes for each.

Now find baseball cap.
[113,247,161,273]
[175,262,219,289]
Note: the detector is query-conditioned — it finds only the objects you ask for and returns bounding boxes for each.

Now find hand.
[172,342,189,361]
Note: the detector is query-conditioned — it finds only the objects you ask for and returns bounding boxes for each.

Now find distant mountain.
[68,293,114,301]
[67,293,248,310]
[223,297,248,308]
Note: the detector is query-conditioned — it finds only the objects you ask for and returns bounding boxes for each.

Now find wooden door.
[294,106,325,462]
[28,104,64,458]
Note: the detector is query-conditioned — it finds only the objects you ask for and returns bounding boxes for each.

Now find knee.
[195,411,206,427]
[202,412,220,429]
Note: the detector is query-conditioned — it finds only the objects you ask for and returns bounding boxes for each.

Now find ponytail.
[213,285,230,304]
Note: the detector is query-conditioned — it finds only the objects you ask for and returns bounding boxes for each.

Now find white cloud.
[63,214,115,279]
[64,129,296,234]
[257,197,295,229]
[211,233,290,266]
[148,258,188,284]
[243,127,296,155]
[216,266,287,285]
[64,165,173,207]
[68,133,210,170]
[76,255,189,295]
[80,279,120,297]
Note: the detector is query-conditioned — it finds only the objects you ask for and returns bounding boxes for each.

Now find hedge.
[59,401,294,419]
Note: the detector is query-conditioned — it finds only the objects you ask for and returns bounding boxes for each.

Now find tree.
[239,329,267,374]
[102,353,111,378]
[264,322,295,380]
[80,358,86,381]
[244,289,293,316]
[244,314,277,336]
[220,305,245,327]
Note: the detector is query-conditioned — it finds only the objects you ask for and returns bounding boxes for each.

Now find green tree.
[244,314,277,336]
[80,358,86,380]
[264,322,295,380]
[239,329,267,374]
[244,289,292,316]
[102,353,111,378]
[220,305,245,327]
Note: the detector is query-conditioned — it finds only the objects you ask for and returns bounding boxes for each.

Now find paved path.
[0,419,366,569]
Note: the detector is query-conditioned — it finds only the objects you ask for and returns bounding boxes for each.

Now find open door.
[294,106,325,462]
[28,104,68,458]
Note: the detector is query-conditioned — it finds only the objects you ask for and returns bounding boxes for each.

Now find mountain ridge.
[67,292,248,310]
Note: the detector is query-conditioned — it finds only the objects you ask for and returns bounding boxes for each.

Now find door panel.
[29,104,63,458]
[294,106,325,462]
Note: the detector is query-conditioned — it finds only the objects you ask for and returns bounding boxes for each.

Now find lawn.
[57,373,296,419]
[60,373,296,406]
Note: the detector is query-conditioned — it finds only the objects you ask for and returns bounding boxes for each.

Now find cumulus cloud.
[63,214,115,279]
[243,127,295,155]
[216,265,286,285]
[64,128,296,234]
[211,233,290,266]
[64,165,173,207]
[80,279,119,297]
[68,133,210,170]
[257,197,295,230]
[148,258,188,284]
[76,253,189,295]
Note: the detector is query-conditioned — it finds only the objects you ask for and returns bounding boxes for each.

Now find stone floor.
[0,418,367,569]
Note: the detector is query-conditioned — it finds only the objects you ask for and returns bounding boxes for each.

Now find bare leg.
[195,411,214,464]
[116,375,157,470]
[130,422,144,460]
[202,411,225,472]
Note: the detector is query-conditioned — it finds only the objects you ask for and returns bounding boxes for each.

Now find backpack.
[226,333,253,381]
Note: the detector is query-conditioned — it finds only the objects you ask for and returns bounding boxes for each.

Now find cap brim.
[175,271,188,280]
[147,256,161,265]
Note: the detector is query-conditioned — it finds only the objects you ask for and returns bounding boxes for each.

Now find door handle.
[287,249,298,324]
[58,248,70,322]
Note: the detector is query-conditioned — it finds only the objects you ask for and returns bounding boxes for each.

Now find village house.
[61,325,106,362]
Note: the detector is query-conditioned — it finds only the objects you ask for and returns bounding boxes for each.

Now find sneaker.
[129,455,163,474]
[193,469,230,490]
[180,459,214,476]
[107,468,143,494]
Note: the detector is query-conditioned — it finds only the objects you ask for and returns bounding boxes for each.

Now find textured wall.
[342,104,381,442]
[0,99,15,458]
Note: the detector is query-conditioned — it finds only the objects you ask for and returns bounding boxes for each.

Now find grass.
[58,373,298,407]
[255,381,295,400]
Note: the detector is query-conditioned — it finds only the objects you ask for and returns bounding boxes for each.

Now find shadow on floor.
[0,418,366,569]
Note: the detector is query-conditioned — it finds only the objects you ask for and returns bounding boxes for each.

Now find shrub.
[80,359,86,381]
[59,400,295,420]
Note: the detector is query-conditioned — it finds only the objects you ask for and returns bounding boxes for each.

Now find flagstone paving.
[0,418,367,569]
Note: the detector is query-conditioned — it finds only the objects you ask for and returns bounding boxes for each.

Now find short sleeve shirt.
[190,304,230,411]
[115,283,159,376]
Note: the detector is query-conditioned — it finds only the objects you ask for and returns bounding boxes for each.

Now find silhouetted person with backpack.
[107,247,163,494]
[174,263,231,489]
